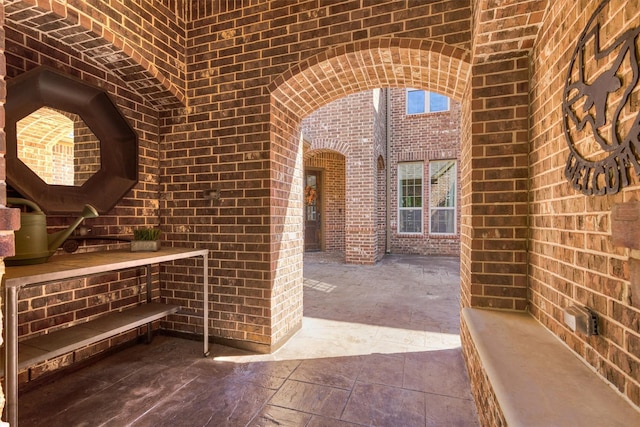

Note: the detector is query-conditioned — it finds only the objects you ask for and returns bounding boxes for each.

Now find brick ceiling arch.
[4,0,185,109]
[270,38,471,119]
[303,138,350,161]
[304,148,348,162]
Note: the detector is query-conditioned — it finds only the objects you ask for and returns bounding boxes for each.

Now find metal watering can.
[6,198,99,266]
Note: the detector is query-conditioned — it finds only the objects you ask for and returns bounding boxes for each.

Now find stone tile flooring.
[17,254,479,426]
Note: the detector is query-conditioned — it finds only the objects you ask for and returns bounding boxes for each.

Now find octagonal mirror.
[6,67,138,214]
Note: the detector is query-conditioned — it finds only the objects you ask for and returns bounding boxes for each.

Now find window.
[398,162,423,234]
[429,160,456,234]
[406,89,450,114]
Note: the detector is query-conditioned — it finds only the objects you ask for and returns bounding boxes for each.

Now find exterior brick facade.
[301,90,386,263]
[388,88,461,256]
[302,87,461,260]
[0,0,638,419]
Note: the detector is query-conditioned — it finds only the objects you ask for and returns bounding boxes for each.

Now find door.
[304,171,321,251]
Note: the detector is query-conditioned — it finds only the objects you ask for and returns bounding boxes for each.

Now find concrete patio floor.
[17,254,479,426]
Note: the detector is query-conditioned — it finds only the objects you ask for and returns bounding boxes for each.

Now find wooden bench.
[462,308,640,427]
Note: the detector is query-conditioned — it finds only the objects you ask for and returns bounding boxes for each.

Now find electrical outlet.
[563,305,598,336]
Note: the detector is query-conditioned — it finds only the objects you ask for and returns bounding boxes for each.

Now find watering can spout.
[47,204,99,254]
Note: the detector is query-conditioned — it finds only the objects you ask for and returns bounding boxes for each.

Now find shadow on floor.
[18,254,479,427]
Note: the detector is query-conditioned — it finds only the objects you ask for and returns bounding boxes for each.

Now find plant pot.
[131,240,161,252]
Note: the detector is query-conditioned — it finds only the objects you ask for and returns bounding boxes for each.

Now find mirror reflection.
[17,107,100,186]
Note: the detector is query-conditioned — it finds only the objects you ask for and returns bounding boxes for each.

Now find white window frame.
[429,160,457,235]
[406,89,450,115]
[398,162,423,235]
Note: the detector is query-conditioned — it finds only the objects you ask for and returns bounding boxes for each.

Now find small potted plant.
[131,227,161,252]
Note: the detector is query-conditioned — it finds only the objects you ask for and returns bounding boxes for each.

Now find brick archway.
[267,38,472,346]
[304,147,347,256]
[270,38,470,114]
[303,139,350,160]
[4,0,185,109]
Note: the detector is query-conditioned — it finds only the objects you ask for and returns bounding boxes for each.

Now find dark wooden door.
[304,171,321,251]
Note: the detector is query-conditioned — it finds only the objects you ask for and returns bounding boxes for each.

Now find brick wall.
[460,320,506,427]
[16,267,162,382]
[388,88,461,256]
[7,2,637,417]
[528,0,640,408]
[301,90,385,263]
[4,0,474,359]
[374,90,388,260]
[2,0,190,386]
[459,82,473,309]
[180,0,471,346]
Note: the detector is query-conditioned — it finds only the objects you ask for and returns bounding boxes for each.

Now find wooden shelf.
[2,303,179,374]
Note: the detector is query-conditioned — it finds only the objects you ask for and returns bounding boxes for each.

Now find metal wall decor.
[563,0,640,196]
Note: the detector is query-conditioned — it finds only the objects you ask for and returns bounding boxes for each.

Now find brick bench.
[461,308,640,427]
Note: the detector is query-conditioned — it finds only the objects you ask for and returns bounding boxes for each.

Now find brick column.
[464,56,530,310]
[0,1,22,419]
[345,144,377,265]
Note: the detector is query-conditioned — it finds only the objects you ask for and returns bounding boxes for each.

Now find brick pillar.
[0,2,22,420]
[345,144,377,265]
[465,56,530,310]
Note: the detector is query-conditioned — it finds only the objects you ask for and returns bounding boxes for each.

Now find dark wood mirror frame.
[6,66,138,214]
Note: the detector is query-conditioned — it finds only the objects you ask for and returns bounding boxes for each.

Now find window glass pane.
[400,209,422,233]
[429,160,456,234]
[306,205,316,221]
[430,160,456,208]
[429,92,449,112]
[430,209,455,234]
[398,162,423,233]
[407,90,425,114]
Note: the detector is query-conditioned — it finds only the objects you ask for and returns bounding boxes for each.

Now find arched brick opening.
[267,38,471,345]
[304,147,347,257]
[304,141,350,160]
[270,39,470,117]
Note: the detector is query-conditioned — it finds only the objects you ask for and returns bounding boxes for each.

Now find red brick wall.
[459,83,473,309]
[460,320,507,427]
[4,0,474,362]
[301,90,385,263]
[465,60,530,311]
[2,0,189,384]
[529,0,640,408]
[388,88,461,256]
[303,87,461,259]
[17,267,163,381]
[187,0,472,346]
[377,155,387,259]
[3,0,637,416]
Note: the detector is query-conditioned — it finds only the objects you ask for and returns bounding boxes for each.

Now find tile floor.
[17,254,479,426]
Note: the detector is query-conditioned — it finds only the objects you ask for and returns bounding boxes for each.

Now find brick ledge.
[462,308,640,426]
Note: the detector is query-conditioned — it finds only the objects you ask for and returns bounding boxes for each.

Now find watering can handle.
[7,198,43,213]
